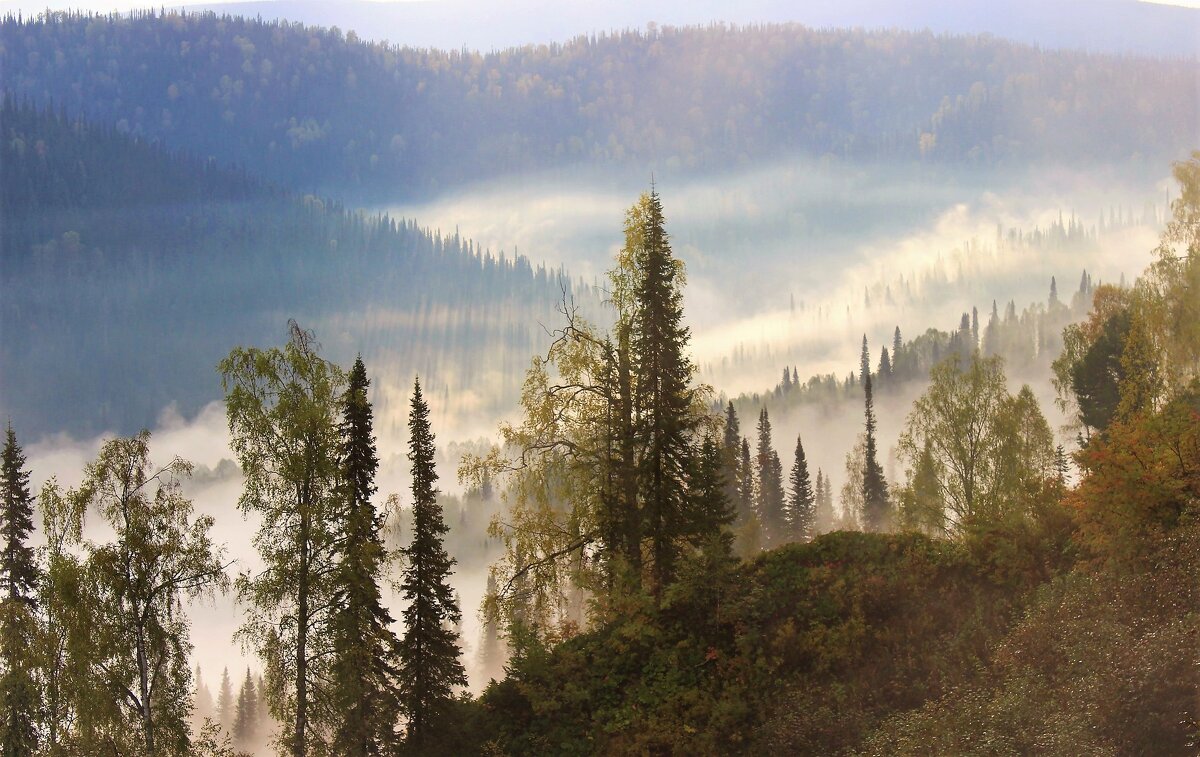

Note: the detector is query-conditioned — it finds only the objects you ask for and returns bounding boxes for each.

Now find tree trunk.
[294,508,310,757]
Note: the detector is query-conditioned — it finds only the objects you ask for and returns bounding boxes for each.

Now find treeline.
[0,92,266,215]
[1,99,599,437]
[2,10,1193,195]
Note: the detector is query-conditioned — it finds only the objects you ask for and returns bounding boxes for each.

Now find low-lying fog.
[23,156,1171,747]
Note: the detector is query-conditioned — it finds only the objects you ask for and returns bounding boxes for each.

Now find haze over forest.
[0,2,1197,756]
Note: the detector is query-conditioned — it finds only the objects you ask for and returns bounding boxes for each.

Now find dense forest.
[2,10,1194,195]
[0,99,600,437]
[2,151,1196,755]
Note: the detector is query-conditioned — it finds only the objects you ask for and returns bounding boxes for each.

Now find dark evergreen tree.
[983,301,1001,356]
[0,424,38,756]
[958,313,972,358]
[686,435,735,551]
[398,378,466,752]
[232,668,258,750]
[1049,276,1060,306]
[631,189,698,599]
[860,337,890,531]
[721,403,747,527]
[814,468,835,534]
[738,438,756,535]
[330,357,403,756]
[781,367,792,391]
[878,346,892,382]
[755,408,786,546]
[787,433,816,542]
[1054,445,1071,487]
[217,667,234,734]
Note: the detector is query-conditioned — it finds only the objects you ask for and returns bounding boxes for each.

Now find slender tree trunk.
[294,508,310,757]
[136,618,156,756]
[617,340,641,585]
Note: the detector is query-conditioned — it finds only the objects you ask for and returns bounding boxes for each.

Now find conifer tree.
[398,378,465,752]
[893,326,903,367]
[232,668,258,750]
[631,188,698,598]
[787,433,816,542]
[813,469,835,534]
[330,357,402,756]
[878,346,892,382]
[194,666,216,728]
[860,337,890,531]
[755,408,786,546]
[0,424,38,756]
[217,667,234,734]
[686,435,735,550]
[739,438,755,525]
[721,403,745,526]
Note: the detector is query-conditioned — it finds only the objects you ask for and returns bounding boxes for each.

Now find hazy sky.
[2,0,1196,10]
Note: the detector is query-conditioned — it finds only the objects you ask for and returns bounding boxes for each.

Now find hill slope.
[2,11,1194,196]
[0,100,596,438]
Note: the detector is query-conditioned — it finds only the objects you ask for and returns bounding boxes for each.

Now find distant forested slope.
[0,100,595,437]
[2,10,1194,196]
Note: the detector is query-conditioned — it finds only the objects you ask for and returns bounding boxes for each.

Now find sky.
[3,1,1198,21]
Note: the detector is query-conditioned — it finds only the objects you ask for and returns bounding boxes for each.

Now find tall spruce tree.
[330,357,402,756]
[893,327,903,374]
[398,378,466,752]
[0,425,38,756]
[755,408,786,546]
[860,336,890,531]
[787,433,816,542]
[232,668,258,751]
[686,435,735,551]
[721,403,745,526]
[739,438,755,526]
[631,188,698,599]
[217,668,234,734]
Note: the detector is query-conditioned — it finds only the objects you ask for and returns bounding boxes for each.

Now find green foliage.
[755,408,786,547]
[32,432,227,756]
[1070,308,1131,433]
[329,357,403,756]
[469,189,716,635]
[0,425,39,756]
[862,529,1198,756]
[860,337,890,532]
[398,378,466,752]
[897,354,1056,536]
[220,322,346,757]
[786,433,815,542]
[477,531,1038,755]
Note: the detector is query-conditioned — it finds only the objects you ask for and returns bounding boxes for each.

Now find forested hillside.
[2,10,1193,195]
[0,100,598,437]
[450,154,1200,755]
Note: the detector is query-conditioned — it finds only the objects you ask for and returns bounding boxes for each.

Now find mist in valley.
[12,152,1173,756]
